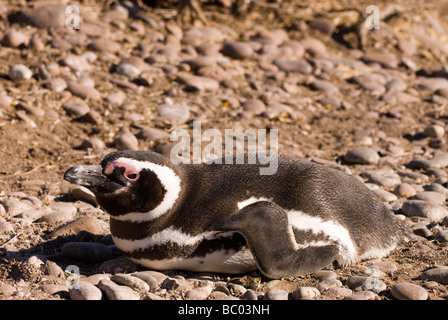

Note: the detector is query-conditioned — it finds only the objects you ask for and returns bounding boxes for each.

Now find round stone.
[344,147,380,165]
[273,58,312,74]
[221,41,254,59]
[242,99,266,115]
[291,287,320,300]
[391,283,428,300]
[69,281,103,300]
[394,183,417,198]
[419,267,448,284]
[9,64,32,80]
[97,279,140,300]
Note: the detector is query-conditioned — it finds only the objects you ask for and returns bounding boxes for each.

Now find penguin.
[64,150,404,279]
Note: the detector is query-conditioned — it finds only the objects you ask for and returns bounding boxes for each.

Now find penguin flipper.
[218,201,339,279]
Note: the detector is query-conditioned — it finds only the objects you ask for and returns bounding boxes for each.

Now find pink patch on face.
[104,162,140,181]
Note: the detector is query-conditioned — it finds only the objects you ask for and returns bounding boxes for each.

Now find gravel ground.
[0,0,447,301]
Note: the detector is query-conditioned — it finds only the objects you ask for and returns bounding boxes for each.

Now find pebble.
[394,183,417,198]
[410,191,446,204]
[362,51,398,69]
[9,65,32,80]
[373,189,398,202]
[97,257,139,274]
[2,28,29,48]
[0,218,13,234]
[423,124,445,139]
[344,290,376,300]
[391,283,428,300]
[97,279,140,300]
[176,74,219,91]
[301,38,327,57]
[221,41,254,59]
[116,56,147,77]
[61,242,112,263]
[273,58,312,74]
[62,100,90,118]
[110,274,150,292]
[114,129,139,151]
[263,289,289,300]
[60,55,91,72]
[419,267,448,284]
[45,216,109,239]
[16,3,66,29]
[69,281,103,300]
[89,39,121,54]
[291,287,320,300]
[344,147,380,165]
[67,81,101,101]
[156,104,191,125]
[242,99,266,115]
[401,200,448,221]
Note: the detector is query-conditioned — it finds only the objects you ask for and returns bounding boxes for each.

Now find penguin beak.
[64,165,107,188]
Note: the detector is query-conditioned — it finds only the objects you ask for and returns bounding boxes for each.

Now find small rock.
[60,55,91,72]
[116,56,147,77]
[67,81,101,101]
[45,216,109,239]
[97,279,140,300]
[9,65,32,80]
[110,274,150,292]
[114,129,139,151]
[241,290,258,300]
[242,99,266,115]
[156,104,190,125]
[62,100,90,117]
[263,289,289,300]
[61,242,112,263]
[345,290,376,300]
[301,38,327,57]
[0,218,13,234]
[373,189,398,202]
[434,229,448,242]
[391,283,428,300]
[176,74,219,92]
[89,39,121,54]
[324,287,353,297]
[2,28,29,48]
[291,287,320,300]
[15,3,66,29]
[401,200,448,221]
[273,58,312,74]
[98,258,139,274]
[362,51,398,69]
[69,281,103,300]
[410,191,445,204]
[39,210,74,224]
[43,260,64,278]
[221,41,254,59]
[183,55,217,70]
[419,267,448,284]
[80,137,106,151]
[394,183,417,198]
[423,124,445,140]
[136,127,170,142]
[371,261,397,274]
[344,147,380,165]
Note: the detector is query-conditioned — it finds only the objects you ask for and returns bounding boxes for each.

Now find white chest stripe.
[112,225,215,252]
[111,158,182,223]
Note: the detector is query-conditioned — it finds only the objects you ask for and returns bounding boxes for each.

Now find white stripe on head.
[110,157,182,222]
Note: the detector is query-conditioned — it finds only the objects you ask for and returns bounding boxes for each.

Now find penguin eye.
[125,172,139,181]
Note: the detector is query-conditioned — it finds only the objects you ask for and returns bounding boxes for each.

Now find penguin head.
[64,151,182,218]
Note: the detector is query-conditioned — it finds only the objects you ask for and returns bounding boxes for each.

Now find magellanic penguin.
[64,151,404,279]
